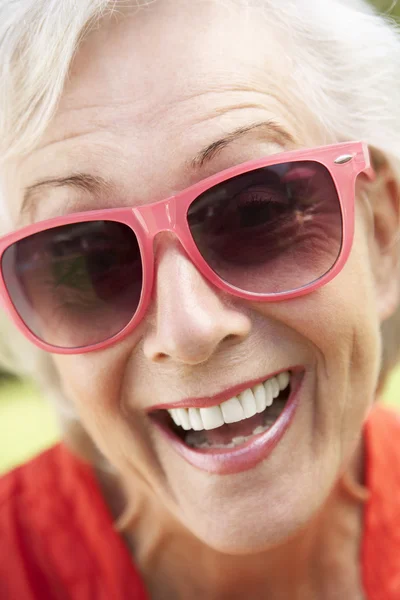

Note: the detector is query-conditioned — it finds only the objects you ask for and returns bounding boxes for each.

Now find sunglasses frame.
[0,141,374,354]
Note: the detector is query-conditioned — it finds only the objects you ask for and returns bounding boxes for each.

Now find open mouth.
[152,371,292,452]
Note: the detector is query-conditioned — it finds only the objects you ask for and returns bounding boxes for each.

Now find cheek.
[255,216,382,411]
[52,347,158,476]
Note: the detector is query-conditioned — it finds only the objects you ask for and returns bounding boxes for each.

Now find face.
[7,0,400,553]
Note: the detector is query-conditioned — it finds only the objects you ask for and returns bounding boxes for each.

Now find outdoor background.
[0,0,400,476]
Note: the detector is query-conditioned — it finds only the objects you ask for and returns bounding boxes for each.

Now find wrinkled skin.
[7,1,400,598]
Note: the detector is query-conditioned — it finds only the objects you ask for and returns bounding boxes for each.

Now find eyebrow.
[21,120,295,218]
[22,173,116,218]
[191,120,296,168]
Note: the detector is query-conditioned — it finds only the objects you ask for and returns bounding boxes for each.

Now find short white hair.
[0,0,399,422]
[1,0,400,161]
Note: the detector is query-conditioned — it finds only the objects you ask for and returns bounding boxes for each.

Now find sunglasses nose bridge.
[133,196,177,238]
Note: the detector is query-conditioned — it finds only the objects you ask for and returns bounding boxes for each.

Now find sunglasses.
[0,142,374,354]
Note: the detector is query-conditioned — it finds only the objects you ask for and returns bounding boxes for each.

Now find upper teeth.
[168,371,290,432]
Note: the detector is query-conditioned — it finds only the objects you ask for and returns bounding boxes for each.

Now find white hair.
[0,0,399,425]
[1,1,400,161]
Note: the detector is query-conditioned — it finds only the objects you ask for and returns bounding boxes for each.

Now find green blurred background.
[0,0,400,476]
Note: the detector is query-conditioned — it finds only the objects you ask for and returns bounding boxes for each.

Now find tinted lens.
[2,221,142,349]
[188,161,342,294]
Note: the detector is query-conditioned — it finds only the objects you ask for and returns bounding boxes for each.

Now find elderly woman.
[0,0,400,598]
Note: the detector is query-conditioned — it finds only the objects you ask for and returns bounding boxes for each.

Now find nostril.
[152,351,169,363]
[223,333,240,343]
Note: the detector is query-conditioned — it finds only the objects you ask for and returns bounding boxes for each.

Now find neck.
[97,440,368,600]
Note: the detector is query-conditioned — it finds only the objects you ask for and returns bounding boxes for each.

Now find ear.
[359,148,400,322]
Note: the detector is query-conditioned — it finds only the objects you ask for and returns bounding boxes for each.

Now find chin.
[173,458,332,555]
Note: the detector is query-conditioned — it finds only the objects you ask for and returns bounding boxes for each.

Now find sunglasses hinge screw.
[334,154,353,165]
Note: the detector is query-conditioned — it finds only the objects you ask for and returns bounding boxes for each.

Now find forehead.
[62,2,291,110]
[12,1,320,224]
[53,1,299,142]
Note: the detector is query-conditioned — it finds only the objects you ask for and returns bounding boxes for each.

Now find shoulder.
[0,445,100,598]
[365,403,400,473]
[0,442,93,529]
[0,444,148,600]
[0,443,70,533]
[0,443,67,502]
[362,404,400,599]
[0,444,76,598]
[364,403,400,511]
[366,402,400,432]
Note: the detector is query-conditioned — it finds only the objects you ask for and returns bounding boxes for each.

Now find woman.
[0,0,399,598]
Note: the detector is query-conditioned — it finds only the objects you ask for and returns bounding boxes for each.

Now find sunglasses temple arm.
[358,143,375,182]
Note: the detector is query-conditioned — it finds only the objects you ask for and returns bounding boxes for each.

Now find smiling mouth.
[152,371,292,451]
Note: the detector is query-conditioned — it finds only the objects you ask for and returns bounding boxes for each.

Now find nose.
[142,240,251,365]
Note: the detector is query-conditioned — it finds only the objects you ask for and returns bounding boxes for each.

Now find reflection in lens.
[2,221,142,348]
[188,161,342,294]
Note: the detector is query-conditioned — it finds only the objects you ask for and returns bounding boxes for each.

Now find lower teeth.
[187,422,272,450]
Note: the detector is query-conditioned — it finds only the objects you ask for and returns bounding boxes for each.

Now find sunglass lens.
[188,160,342,294]
[2,221,143,349]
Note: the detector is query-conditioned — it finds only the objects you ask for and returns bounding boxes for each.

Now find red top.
[0,405,399,600]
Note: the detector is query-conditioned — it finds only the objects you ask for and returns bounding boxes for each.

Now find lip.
[152,368,305,475]
[148,367,298,412]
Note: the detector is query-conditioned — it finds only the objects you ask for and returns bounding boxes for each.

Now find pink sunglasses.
[0,141,374,354]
